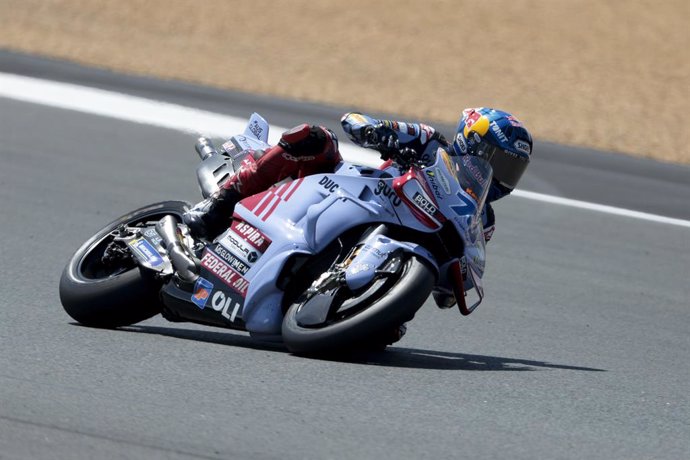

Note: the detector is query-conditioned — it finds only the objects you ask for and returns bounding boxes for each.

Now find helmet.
[452,108,533,191]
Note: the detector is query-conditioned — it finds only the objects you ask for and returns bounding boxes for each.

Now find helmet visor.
[475,141,529,190]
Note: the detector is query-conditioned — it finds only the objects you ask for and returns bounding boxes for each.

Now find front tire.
[59,201,189,328]
[282,254,435,354]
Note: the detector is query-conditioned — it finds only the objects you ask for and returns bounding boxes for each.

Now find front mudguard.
[344,233,439,291]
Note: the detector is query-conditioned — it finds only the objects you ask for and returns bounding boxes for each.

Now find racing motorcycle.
[59,113,490,353]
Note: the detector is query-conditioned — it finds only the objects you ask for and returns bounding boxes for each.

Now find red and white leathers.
[222,124,341,197]
[183,123,341,239]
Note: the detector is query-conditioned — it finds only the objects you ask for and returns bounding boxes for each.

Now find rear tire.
[282,254,435,354]
[59,201,189,328]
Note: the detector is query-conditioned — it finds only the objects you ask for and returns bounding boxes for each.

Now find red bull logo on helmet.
[463,110,490,139]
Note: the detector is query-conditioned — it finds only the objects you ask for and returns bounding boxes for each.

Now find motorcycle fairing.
[344,233,438,291]
[224,166,442,338]
[160,129,491,336]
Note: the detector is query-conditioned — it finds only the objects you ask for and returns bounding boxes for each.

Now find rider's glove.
[395,147,418,168]
[377,136,418,168]
[375,132,401,160]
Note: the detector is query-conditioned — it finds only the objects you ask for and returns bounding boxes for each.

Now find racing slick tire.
[59,201,189,328]
[282,254,435,354]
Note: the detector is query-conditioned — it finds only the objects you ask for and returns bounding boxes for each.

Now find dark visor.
[476,141,530,190]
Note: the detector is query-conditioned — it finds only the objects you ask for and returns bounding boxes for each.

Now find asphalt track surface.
[1,51,689,459]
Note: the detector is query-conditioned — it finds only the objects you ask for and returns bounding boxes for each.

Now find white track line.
[511,190,690,228]
[1,72,689,229]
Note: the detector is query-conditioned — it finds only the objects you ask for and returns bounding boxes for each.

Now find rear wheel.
[282,253,435,354]
[59,201,189,328]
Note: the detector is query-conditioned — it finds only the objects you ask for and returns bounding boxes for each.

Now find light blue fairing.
[203,118,490,337]
[344,234,435,291]
[228,163,441,338]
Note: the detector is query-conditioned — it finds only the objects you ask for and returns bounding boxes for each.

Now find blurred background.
[1,0,688,163]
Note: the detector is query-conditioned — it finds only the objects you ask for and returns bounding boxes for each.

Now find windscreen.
[451,154,493,213]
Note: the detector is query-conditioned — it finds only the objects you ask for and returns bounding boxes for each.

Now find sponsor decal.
[210,290,242,322]
[142,229,163,246]
[143,228,161,240]
[455,132,467,153]
[213,243,251,275]
[426,167,451,198]
[248,120,263,139]
[462,155,488,185]
[230,221,270,252]
[459,256,468,279]
[221,140,235,152]
[219,231,259,265]
[413,192,438,216]
[221,140,245,160]
[318,176,340,193]
[234,135,252,151]
[362,244,386,259]
[282,152,316,162]
[435,168,452,194]
[374,180,402,206]
[513,139,531,155]
[128,238,163,266]
[490,121,509,143]
[201,250,250,296]
[463,111,490,138]
[191,277,214,309]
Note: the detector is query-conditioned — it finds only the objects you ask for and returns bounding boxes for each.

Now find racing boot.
[182,186,242,240]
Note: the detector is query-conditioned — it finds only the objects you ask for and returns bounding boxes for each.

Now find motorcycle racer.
[185,108,532,244]
[184,108,533,311]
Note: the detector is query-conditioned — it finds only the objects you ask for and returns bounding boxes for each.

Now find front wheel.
[282,254,435,354]
[59,201,190,328]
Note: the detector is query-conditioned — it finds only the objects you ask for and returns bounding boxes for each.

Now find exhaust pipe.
[195,137,219,160]
[155,216,199,284]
